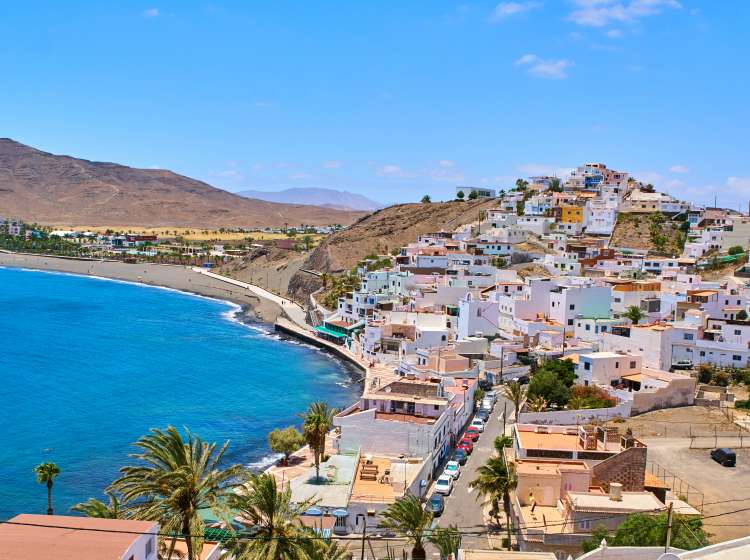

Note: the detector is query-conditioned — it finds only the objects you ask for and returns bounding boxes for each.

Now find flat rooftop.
[566,491,664,514]
[0,514,157,560]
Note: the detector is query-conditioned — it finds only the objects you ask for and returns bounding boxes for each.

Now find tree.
[111,426,242,560]
[421,195,431,203]
[501,382,527,421]
[379,494,433,560]
[469,457,517,549]
[515,178,529,191]
[33,462,60,515]
[301,402,336,483]
[548,177,562,192]
[428,525,461,560]
[624,305,645,324]
[299,536,351,560]
[738,309,748,321]
[268,426,306,465]
[456,190,465,200]
[603,512,708,549]
[526,394,548,412]
[468,190,479,200]
[494,436,513,452]
[581,524,610,553]
[226,473,312,560]
[302,235,314,250]
[729,245,745,255]
[72,492,122,518]
[527,360,577,408]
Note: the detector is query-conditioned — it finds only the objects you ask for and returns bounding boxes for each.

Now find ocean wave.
[247,453,284,473]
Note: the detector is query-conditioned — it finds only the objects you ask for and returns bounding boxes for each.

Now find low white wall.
[517,401,632,425]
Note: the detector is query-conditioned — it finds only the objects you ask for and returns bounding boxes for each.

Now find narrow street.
[431,391,514,552]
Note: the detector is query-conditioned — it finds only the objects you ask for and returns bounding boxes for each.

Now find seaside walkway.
[192,267,310,330]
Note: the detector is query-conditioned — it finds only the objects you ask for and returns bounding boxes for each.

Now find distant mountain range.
[0,139,366,228]
[237,187,383,211]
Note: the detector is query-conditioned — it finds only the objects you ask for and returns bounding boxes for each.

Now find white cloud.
[490,1,541,21]
[142,8,160,18]
[606,28,624,38]
[376,164,414,178]
[429,161,465,182]
[568,0,681,27]
[322,160,342,169]
[669,165,689,173]
[634,170,664,185]
[514,54,574,79]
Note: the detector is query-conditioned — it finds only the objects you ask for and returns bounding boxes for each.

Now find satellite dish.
[385,387,392,393]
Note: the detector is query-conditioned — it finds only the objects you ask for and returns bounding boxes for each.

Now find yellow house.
[560,205,584,223]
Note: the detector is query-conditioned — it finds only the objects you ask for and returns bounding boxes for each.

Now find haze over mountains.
[0,139,365,228]
[237,188,382,212]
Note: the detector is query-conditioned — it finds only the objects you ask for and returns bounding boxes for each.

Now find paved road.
[431,392,514,552]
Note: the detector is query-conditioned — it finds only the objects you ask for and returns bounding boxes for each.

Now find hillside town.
[263,163,750,558]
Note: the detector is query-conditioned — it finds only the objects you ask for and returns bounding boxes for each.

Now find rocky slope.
[0,139,365,228]
[288,198,499,300]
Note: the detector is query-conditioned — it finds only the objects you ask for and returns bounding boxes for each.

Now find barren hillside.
[610,212,686,256]
[0,139,365,228]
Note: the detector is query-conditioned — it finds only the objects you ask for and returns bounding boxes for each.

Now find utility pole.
[360,517,367,560]
[665,502,674,553]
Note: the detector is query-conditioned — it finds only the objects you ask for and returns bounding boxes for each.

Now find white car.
[443,460,461,480]
[434,474,453,495]
[470,418,485,432]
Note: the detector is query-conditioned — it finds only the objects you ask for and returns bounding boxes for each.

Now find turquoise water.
[0,267,360,518]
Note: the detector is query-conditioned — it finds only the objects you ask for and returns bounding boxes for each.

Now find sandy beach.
[0,252,284,323]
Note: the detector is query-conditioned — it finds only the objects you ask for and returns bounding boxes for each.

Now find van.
[481,397,494,411]
[710,448,736,467]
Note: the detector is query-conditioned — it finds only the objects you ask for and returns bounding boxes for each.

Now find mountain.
[237,187,382,211]
[0,139,366,228]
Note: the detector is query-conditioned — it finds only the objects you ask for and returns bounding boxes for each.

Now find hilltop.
[610,212,687,256]
[287,198,499,299]
[0,139,365,228]
[238,187,382,212]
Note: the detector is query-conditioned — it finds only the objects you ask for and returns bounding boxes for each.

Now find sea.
[0,266,361,518]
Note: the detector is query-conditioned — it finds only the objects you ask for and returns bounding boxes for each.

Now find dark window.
[569,304,575,310]
[584,362,591,371]
[734,355,742,361]
[568,319,574,326]
[629,361,636,368]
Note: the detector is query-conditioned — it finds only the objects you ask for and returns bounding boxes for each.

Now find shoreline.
[0,252,284,323]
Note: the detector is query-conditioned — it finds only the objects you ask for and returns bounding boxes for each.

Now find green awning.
[315,325,347,339]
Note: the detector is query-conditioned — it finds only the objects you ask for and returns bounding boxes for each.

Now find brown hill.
[610,212,686,256]
[0,139,365,228]
[288,198,499,299]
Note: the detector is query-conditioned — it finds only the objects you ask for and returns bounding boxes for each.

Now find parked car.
[485,390,497,403]
[466,427,480,441]
[470,418,485,432]
[511,375,530,385]
[426,493,445,516]
[444,460,461,480]
[454,448,467,465]
[711,448,736,467]
[458,438,474,454]
[481,397,494,411]
[434,474,453,495]
[477,409,490,422]
[478,379,494,391]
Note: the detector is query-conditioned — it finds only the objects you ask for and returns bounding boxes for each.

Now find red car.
[458,438,474,454]
[465,427,480,442]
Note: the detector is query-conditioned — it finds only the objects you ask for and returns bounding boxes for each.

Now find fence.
[647,461,704,512]
[688,427,750,449]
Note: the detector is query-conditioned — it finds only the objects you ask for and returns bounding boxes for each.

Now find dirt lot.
[643,438,750,542]
[607,406,737,438]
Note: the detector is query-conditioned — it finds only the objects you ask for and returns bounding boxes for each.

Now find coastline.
[0,252,283,323]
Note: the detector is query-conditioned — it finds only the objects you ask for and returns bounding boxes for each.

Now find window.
[736,330,742,336]
[684,333,694,341]
[568,319,574,326]
[615,362,619,369]
[734,355,742,361]
[630,361,636,368]
[584,362,591,371]
[700,351,705,357]
[569,304,575,310]
[585,324,591,331]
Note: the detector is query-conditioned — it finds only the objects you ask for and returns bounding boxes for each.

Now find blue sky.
[1,1,747,207]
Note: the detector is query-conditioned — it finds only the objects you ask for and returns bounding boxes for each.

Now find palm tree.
[110,426,242,560]
[501,382,527,421]
[469,457,518,550]
[624,305,645,324]
[526,395,548,412]
[33,462,60,515]
[301,402,336,483]
[428,525,461,560]
[226,473,312,560]
[494,436,513,453]
[379,494,433,560]
[72,491,122,518]
[299,535,351,560]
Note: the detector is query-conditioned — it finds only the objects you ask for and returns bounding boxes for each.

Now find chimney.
[609,482,623,502]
